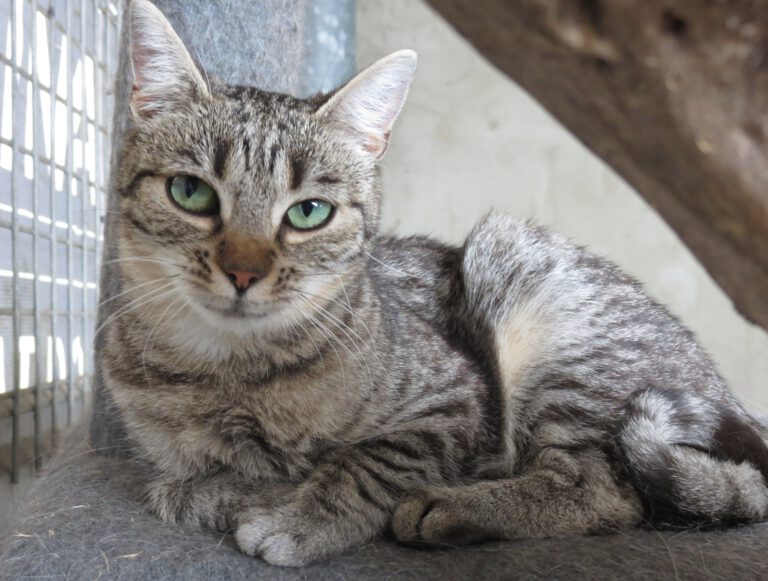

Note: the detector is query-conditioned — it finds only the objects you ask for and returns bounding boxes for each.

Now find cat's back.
[372,212,734,407]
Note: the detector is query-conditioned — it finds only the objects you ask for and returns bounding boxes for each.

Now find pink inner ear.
[132,50,151,86]
[318,51,416,159]
[130,88,158,117]
[363,132,388,156]
[131,39,169,88]
[129,40,161,115]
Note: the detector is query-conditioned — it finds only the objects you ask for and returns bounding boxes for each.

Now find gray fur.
[102,0,768,567]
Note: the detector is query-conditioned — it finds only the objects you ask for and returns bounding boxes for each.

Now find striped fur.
[104,0,768,567]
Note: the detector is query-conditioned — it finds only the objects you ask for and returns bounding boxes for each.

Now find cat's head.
[114,0,415,337]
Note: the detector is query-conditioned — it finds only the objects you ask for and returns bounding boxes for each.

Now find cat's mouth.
[208,302,263,319]
[201,295,286,321]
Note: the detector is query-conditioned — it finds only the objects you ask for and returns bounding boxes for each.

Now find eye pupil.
[301,200,315,217]
[185,177,198,199]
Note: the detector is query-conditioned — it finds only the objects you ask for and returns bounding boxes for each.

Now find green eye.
[167,175,219,215]
[285,199,334,230]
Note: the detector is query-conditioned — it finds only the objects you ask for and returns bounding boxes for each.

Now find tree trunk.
[426,0,768,332]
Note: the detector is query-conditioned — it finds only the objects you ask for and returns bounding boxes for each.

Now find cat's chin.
[204,301,269,321]
[188,295,294,337]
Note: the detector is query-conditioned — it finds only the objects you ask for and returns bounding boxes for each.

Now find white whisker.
[102,256,185,269]
[291,316,325,371]
[365,252,420,279]
[303,311,347,389]
[297,292,385,379]
[293,286,379,350]
[141,295,187,387]
[96,275,181,311]
[94,281,179,338]
[304,298,378,393]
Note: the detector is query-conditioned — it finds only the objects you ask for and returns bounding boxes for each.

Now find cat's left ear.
[128,0,210,120]
[317,50,417,160]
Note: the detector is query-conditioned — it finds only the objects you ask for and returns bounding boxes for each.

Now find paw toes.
[393,492,453,543]
[392,494,431,542]
[235,523,265,557]
[393,491,487,547]
[235,508,314,566]
[258,533,309,567]
[235,507,277,557]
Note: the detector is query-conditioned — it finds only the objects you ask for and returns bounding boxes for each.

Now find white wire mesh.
[0,0,120,482]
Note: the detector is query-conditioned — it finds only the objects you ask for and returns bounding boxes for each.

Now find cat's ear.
[317,50,417,159]
[128,0,210,120]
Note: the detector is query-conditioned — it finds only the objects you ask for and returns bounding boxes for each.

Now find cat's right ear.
[128,0,210,120]
[317,50,417,160]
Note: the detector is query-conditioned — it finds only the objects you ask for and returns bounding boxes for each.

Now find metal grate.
[0,0,120,483]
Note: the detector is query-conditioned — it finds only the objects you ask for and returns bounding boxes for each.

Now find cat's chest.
[210,405,321,479]
[188,377,370,479]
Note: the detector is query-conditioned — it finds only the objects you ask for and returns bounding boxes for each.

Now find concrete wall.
[358,0,768,413]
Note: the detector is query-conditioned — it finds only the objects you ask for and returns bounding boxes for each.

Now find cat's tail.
[618,387,768,526]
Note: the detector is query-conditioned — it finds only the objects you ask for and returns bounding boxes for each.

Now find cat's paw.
[235,505,322,567]
[146,479,233,532]
[392,488,489,547]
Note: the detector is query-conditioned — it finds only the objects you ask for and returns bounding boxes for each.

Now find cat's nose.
[217,234,275,294]
[225,270,260,293]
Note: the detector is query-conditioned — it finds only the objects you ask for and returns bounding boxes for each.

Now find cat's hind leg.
[392,446,643,546]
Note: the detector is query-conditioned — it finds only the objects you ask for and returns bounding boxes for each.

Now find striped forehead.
[168,98,315,192]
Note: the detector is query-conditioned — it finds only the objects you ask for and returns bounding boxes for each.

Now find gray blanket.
[2,422,767,580]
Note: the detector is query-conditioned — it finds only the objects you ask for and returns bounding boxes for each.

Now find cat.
[101,0,768,567]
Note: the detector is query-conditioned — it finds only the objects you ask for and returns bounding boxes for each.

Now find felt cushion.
[2,421,767,580]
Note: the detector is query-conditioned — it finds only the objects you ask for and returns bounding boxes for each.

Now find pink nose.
[226,270,259,292]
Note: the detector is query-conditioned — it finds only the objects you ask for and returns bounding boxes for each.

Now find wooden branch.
[426,0,768,332]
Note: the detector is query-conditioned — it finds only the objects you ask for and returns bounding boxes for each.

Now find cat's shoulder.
[366,235,461,309]
[372,234,458,265]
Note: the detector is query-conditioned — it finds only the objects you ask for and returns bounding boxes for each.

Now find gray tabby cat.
[102,0,768,567]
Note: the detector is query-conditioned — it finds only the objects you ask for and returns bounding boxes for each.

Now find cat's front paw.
[235,505,322,567]
[146,478,235,532]
[393,488,489,548]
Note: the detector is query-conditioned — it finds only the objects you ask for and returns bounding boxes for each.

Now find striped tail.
[619,388,768,526]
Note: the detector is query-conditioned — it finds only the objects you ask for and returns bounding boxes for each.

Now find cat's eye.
[284,199,334,231]
[167,175,219,215]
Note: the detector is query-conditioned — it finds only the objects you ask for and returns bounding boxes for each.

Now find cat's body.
[103,0,768,566]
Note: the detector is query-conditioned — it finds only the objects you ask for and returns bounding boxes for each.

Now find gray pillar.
[90,0,356,454]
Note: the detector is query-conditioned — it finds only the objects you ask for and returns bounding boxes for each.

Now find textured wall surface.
[302,0,356,96]
[359,0,768,412]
